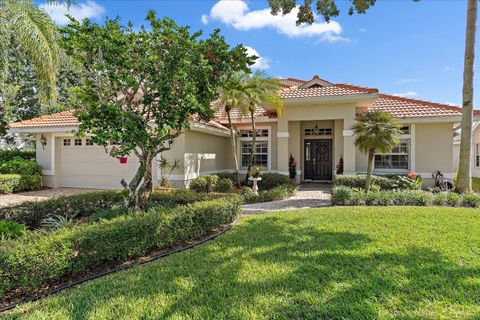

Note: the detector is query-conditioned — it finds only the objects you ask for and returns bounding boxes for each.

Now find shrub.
[148,190,230,208]
[462,192,480,208]
[0,157,42,175]
[331,188,435,206]
[331,186,353,206]
[446,192,461,207]
[257,173,291,190]
[432,193,448,206]
[215,172,239,185]
[244,183,297,204]
[248,166,263,178]
[159,176,172,188]
[0,220,26,240]
[215,178,233,193]
[0,174,42,194]
[0,196,242,297]
[0,149,35,162]
[334,174,401,190]
[0,191,125,228]
[189,175,219,193]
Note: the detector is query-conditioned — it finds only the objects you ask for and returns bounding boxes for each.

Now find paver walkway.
[242,183,332,214]
[0,188,99,208]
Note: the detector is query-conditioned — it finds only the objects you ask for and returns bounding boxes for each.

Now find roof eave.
[398,115,480,123]
[8,125,80,134]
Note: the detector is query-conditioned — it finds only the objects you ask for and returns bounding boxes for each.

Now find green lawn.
[6,207,480,319]
[473,177,480,192]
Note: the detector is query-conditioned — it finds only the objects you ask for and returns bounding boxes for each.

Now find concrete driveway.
[0,188,100,208]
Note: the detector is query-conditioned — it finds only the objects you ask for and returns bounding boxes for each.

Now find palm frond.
[5,0,60,110]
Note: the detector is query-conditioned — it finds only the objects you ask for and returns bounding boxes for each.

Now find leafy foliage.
[40,213,77,229]
[0,173,41,194]
[214,178,234,193]
[0,220,26,240]
[0,149,35,162]
[189,175,219,193]
[257,172,291,190]
[0,157,41,175]
[0,196,242,298]
[0,0,60,109]
[243,183,298,203]
[268,0,378,24]
[61,13,251,209]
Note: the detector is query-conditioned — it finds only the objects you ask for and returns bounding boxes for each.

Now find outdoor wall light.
[40,134,47,150]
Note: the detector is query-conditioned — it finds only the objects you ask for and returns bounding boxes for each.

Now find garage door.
[60,137,140,189]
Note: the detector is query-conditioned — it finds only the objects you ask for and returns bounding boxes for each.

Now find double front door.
[304,139,332,180]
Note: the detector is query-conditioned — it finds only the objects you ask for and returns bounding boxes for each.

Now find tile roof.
[8,110,80,128]
[279,78,306,87]
[370,94,480,119]
[9,110,230,132]
[280,83,378,100]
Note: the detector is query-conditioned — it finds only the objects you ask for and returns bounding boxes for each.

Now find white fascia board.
[402,115,480,124]
[218,117,278,124]
[189,121,231,137]
[8,126,79,134]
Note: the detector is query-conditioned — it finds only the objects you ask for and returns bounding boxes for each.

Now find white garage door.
[60,137,140,189]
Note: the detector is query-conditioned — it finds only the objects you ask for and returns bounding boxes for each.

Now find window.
[86,138,94,146]
[304,128,332,136]
[239,129,268,137]
[239,128,270,169]
[74,139,82,146]
[476,144,480,167]
[241,141,268,167]
[63,139,71,146]
[374,140,409,170]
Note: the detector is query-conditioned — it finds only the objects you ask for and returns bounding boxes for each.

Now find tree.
[62,13,251,210]
[352,111,401,193]
[268,0,377,24]
[268,0,476,193]
[0,0,61,110]
[0,41,82,135]
[242,72,283,183]
[456,0,477,193]
[215,73,251,188]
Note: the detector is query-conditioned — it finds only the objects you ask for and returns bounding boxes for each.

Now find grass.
[5,207,480,319]
[473,177,480,192]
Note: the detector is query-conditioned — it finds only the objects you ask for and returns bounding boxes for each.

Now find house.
[9,75,480,189]
[453,122,480,177]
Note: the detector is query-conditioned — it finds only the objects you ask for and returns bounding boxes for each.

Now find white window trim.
[237,126,271,171]
[475,143,480,167]
[373,124,415,173]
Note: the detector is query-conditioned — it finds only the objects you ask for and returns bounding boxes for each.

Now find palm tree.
[243,72,283,184]
[352,111,401,193]
[456,0,477,193]
[0,0,60,110]
[216,74,249,188]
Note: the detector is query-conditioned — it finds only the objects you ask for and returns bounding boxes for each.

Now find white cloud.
[203,0,346,42]
[443,66,455,71]
[245,46,270,70]
[201,14,209,25]
[395,78,423,85]
[393,91,418,98]
[40,1,105,25]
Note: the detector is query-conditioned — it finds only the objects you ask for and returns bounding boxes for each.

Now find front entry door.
[304,139,332,180]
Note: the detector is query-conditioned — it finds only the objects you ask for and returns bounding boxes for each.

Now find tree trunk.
[227,109,241,188]
[120,149,155,211]
[137,151,155,209]
[245,108,257,184]
[365,149,375,194]
[457,0,477,193]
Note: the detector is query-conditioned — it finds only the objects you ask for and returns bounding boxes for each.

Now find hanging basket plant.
[111,145,128,164]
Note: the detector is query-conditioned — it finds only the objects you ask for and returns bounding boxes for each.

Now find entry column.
[343,118,356,174]
[277,118,289,176]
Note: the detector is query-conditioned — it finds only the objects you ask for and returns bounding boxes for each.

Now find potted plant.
[336,156,344,175]
[110,145,128,164]
[248,166,263,195]
[289,154,297,181]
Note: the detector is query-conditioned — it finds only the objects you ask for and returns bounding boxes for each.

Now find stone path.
[0,188,99,208]
[242,183,332,214]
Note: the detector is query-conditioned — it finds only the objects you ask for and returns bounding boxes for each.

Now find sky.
[38,0,479,107]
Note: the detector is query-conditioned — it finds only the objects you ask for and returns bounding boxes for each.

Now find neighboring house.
[453,122,480,177]
[9,75,480,189]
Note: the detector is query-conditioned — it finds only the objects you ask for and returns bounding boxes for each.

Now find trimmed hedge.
[244,183,298,204]
[332,186,480,207]
[148,190,231,208]
[257,173,291,190]
[189,175,219,193]
[334,174,403,190]
[0,196,242,298]
[0,149,35,162]
[0,174,42,194]
[0,158,42,176]
[0,191,126,228]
